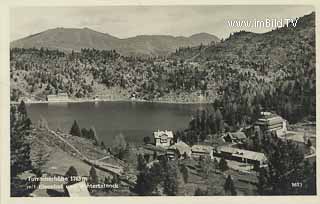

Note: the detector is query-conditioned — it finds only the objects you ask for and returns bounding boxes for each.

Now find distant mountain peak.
[190,32,214,38]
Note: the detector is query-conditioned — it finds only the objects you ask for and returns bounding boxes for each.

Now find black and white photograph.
[8,5,316,197]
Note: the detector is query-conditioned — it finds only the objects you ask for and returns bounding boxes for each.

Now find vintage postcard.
[1,1,319,204]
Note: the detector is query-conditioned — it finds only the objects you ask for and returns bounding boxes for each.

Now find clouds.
[10,5,314,41]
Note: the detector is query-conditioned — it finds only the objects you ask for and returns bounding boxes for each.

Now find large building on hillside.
[255,112,287,136]
[215,146,268,168]
[47,93,69,102]
[154,130,174,148]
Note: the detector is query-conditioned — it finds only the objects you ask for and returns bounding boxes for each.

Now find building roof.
[257,116,283,125]
[228,132,247,140]
[154,130,174,139]
[256,112,286,126]
[66,181,90,197]
[218,146,267,162]
[191,145,213,153]
[168,141,191,154]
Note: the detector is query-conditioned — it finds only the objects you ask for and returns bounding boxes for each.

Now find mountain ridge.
[11,27,219,56]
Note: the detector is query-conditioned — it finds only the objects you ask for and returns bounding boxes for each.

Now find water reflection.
[27,101,211,145]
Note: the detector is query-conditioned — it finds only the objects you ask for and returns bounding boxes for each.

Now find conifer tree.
[163,161,179,196]
[89,166,99,185]
[134,168,156,195]
[70,120,81,137]
[180,164,188,183]
[17,100,27,117]
[89,126,99,145]
[137,154,147,171]
[65,166,78,185]
[10,105,32,177]
[218,157,229,171]
[257,167,268,195]
[224,175,237,195]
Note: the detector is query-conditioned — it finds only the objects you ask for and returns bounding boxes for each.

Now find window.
[160,134,168,143]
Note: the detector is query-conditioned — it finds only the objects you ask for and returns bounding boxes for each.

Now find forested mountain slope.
[10,12,315,124]
[171,12,315,124]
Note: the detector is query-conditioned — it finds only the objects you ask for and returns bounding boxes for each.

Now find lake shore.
[11,98,214,105]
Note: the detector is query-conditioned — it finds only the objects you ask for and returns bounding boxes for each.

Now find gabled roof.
[168,141,191,154]
[154,130,174,139]
[228,132,247,140]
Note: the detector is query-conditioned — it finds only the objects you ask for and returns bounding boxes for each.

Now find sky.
[10,5,314,41]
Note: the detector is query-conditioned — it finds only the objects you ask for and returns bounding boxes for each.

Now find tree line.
[10,101,42,196]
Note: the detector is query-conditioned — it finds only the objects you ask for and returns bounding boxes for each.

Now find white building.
[154,130,174,148]
[255,112,287,136]
[47,92,69,102]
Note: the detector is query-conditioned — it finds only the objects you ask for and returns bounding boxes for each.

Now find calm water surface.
[26,101,208,145]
